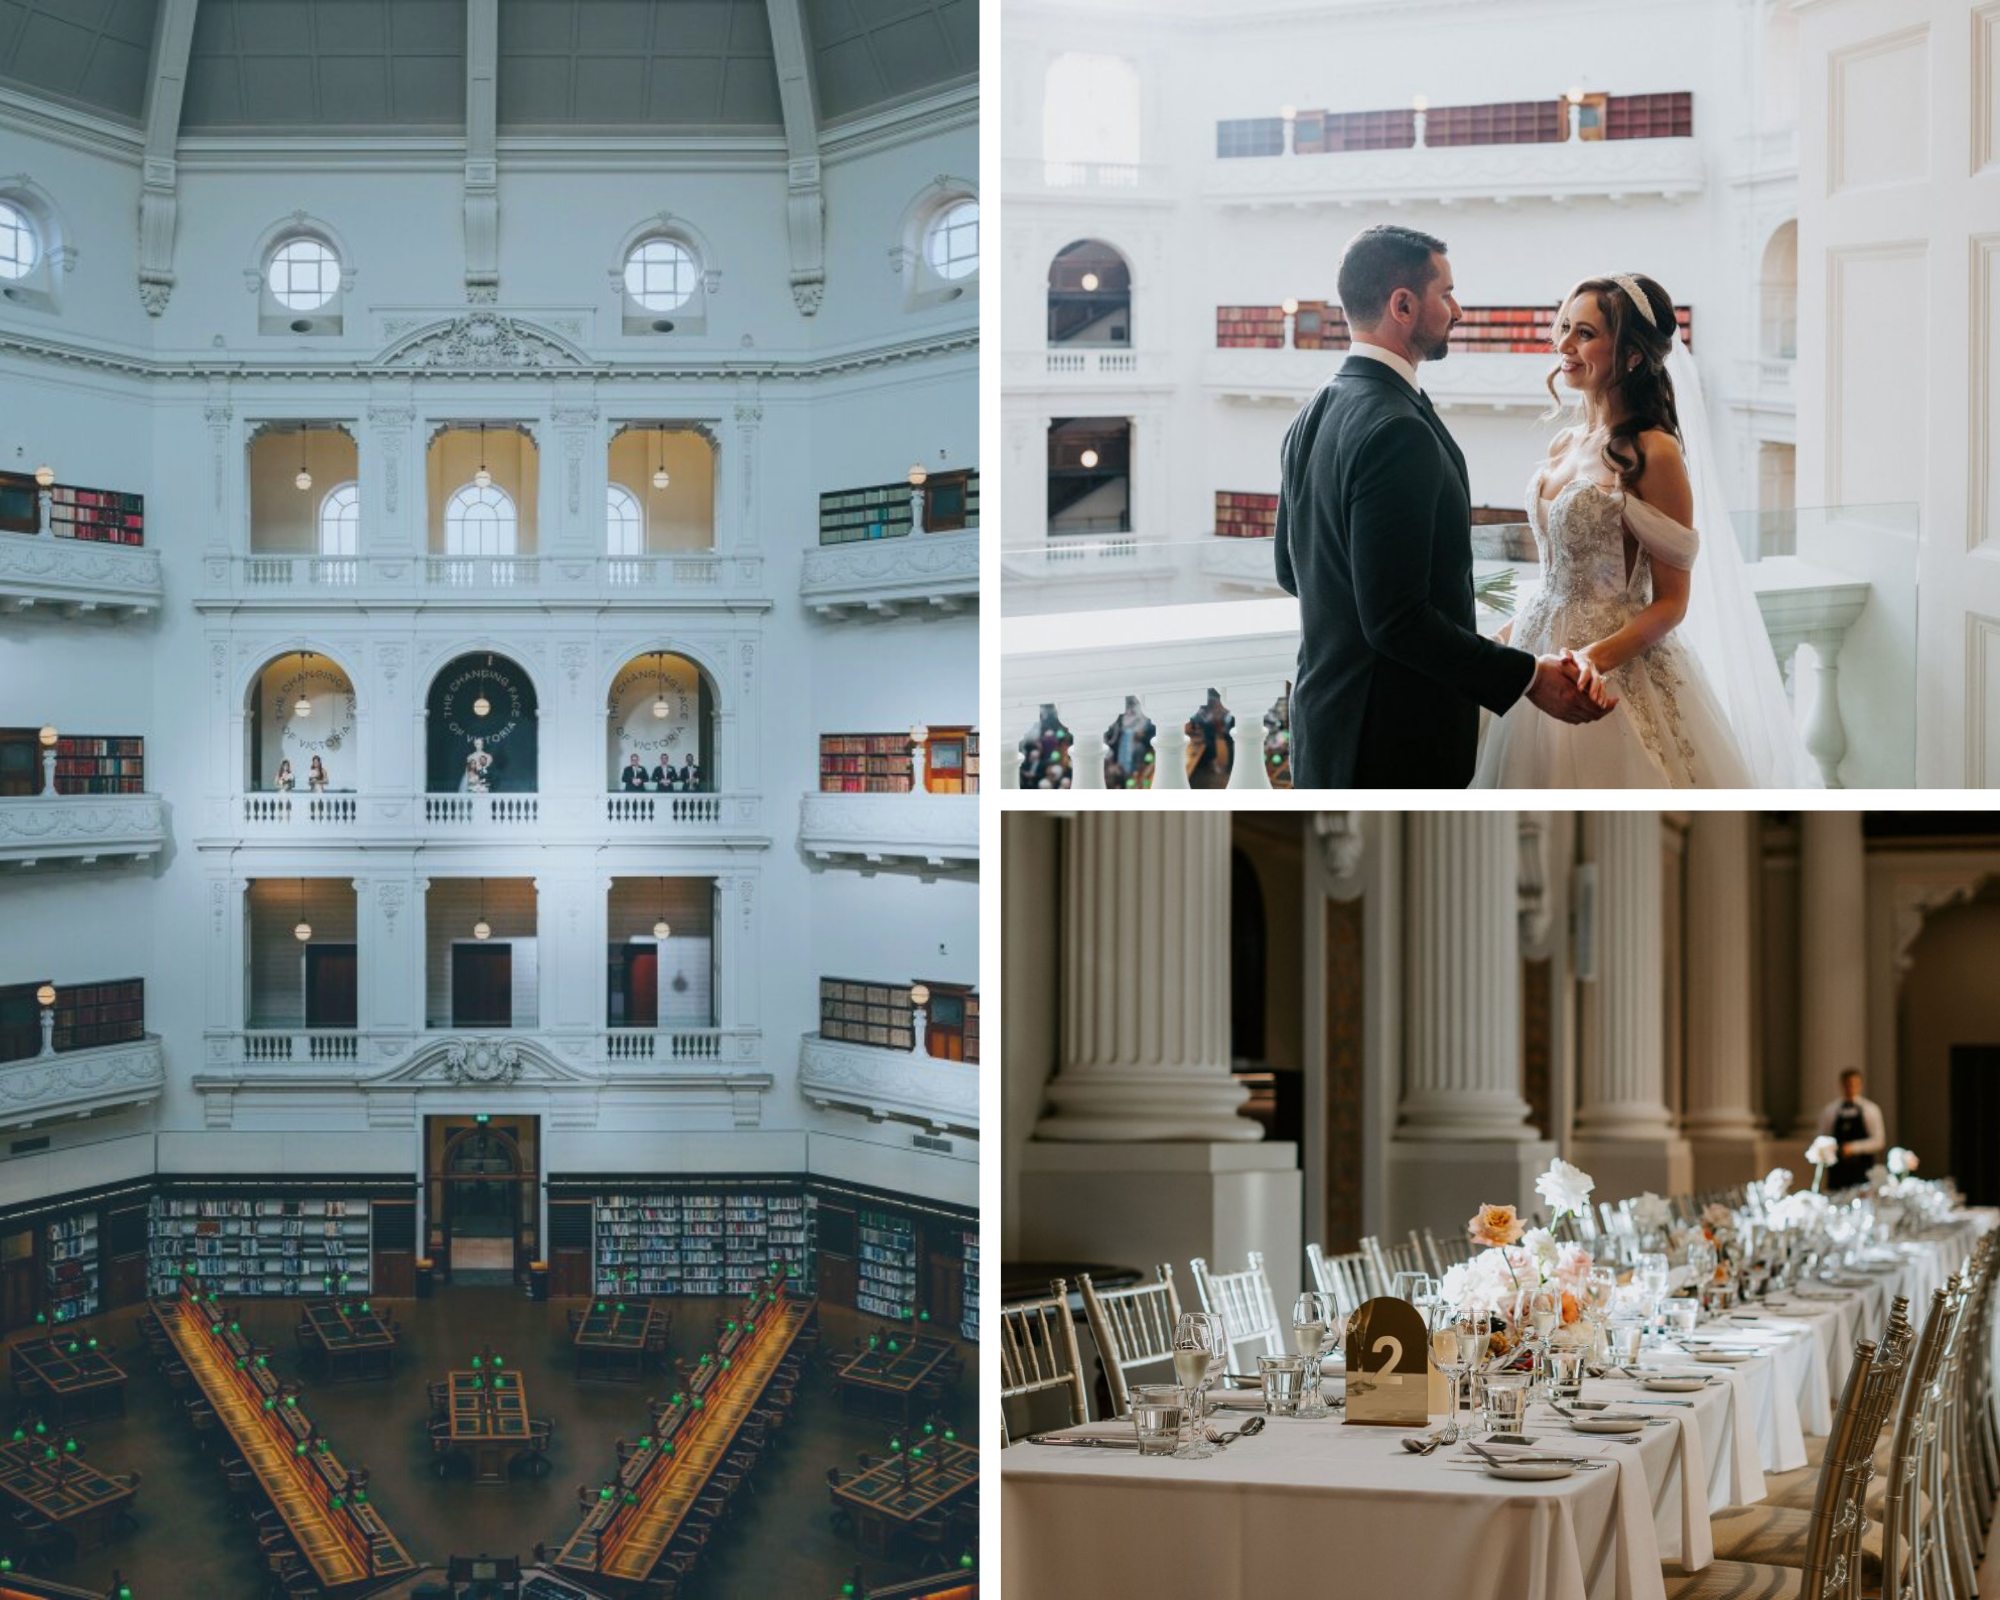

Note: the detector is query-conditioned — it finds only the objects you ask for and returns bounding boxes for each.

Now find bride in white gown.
[1472,272,1816,789]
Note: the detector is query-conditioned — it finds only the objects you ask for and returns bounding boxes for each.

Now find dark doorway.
[452,944,512,1029]
[305,944,357,1029]
[426,1115,540,1286]
[1048,239,1133,345]
[1231,850,1266,1062]
[1950,1045,2000,1206]
[618,945,659,1028]
[1047,417,1131,536]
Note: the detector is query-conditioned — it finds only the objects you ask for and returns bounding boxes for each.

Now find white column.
[1398,812,1537,1140]
[1036,812,1258,1141]
[1572,812,1692,1196]
[1794,809,1866,1133]
[1684,812,1765,1187]
[1385,813,1556,1239]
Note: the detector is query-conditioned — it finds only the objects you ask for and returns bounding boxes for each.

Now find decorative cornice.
[0,321,975,385]
[0,794,165,868]
[800,527,979,618]
[798,1033,978,1139]
[0,1037,164,1130]
[798,792,978,874]
[0,531,164,617]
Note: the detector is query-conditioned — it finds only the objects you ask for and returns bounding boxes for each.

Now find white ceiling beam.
[764,0,825,316]
[463,0,500,302]
[136,0,199,316]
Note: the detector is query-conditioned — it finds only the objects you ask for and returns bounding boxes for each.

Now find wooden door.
[923,1220,962,1332]
[817,1202,858,1309]
[305,944,358,1029]
[452,945,512,1028]
[1,1230,35,1333]
[923,727,971,794]
[922,983,971,1060]
[622,947,658,1028]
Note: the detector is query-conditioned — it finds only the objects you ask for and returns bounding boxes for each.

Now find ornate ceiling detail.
[379,313,591,373]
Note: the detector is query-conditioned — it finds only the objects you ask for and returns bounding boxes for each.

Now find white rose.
[1534,1158,1596,1222]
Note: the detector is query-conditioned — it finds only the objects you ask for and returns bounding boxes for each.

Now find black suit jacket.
[1275,356,1536,788]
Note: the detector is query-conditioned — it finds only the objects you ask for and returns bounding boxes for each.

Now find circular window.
[267,237,340,311]
[624,239,699,312]
[0,201,38,281]
[926,200,979,282]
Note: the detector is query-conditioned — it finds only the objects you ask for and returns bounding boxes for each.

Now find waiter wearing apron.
[1814,1069,1886,1190]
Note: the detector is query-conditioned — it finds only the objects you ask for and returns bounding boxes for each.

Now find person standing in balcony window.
[274,759,295,793]
[678,756,700,792]
[308,756,329,793]
[620,753,649,792]
[650,756,676,792]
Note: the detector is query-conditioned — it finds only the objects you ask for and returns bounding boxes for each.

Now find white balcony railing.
[605,1028,729,1063]
[798,1032,978,1138]
[0,530,163,618]
[241,1030,363,1063]
[218,791,767,847]
[1205,135,1705,208]
[1004,157,1175,199]
[800,528,978,618]
[197,552,769,611]
[797,792,979,873]
[1007,349,1172,387]
[1734,356,1797,418]
[1206,348,1557,412]
[0,1036,165,1129]
[0,793,166,869]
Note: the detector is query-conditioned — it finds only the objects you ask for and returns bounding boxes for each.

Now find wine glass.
[1584,1265,1618,1362]
[1426,1301,1476,1443]
[1527,1285,1560,1398]
[1391,1270,1436,1307]
[1636,1251,1670,1340]
[1171,1311,1225,1460]
[1292,1292,1334,1419]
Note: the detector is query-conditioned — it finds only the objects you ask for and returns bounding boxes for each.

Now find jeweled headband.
[1612,274,1657,328]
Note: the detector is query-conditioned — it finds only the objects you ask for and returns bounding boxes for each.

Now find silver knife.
[1027,1434,1140,1450]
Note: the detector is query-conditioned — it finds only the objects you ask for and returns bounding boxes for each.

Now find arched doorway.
[1048,239,1132,346]
[426,651,539,793]
[425,1114,541,1285]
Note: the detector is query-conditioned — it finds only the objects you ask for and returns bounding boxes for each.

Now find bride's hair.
[1544,272,1682,490]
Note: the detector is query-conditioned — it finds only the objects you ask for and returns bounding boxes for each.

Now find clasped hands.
[1526,647,1619,725]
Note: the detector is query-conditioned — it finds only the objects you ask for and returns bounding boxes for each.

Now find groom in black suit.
[1275,225,1610,788]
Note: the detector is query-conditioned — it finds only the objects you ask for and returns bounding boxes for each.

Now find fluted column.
[1572,812,1691,1195]
[1036,812,1259,1141]
[1398,812,1536,1139]
[1684,812,1765,1186]
[1794,810,1866,1133]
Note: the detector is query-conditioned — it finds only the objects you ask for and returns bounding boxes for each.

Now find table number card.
[1343,1296,1430,1426]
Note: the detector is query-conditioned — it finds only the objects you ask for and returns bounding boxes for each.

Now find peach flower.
[1560,1291,1581,1325]
[1467,1203,1524,1249]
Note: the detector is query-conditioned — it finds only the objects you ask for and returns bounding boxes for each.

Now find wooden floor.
[1,1287,974,1597]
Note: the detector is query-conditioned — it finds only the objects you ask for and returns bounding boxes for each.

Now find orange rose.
[1467,1203,1524,1249]
[1560,1291,1580,1324]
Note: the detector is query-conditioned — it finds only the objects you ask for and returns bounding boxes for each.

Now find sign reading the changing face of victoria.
[426,654,538,793]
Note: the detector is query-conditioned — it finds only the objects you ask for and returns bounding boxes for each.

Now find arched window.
[318,482,359,557]
[0,201,38,281]
[444,483,517,557]
[606,483,644,557]
[926,201,979,281]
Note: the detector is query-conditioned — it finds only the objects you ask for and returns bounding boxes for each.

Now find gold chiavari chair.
[999,1278,1088,1445]
[1079,1267,1182,1419]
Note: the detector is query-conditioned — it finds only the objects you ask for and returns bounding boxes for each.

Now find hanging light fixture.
[1080,448,1100,470]
[652,428,670,490]
[473,422,492,490]
[294,878,312,943]
[294,651,313,719]
[651,650,670,719]
[1080,271,1100,292]
[653,877,670,943]
[294,427,312,492]
[473,878,491,942]
[472,653,492,719]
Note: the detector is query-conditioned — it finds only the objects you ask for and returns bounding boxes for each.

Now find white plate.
[1643,1377,1708,1392]
[1483,1460,1575,1480]
[1696,1351,1753,1364]
[1568,1416,1646,1434]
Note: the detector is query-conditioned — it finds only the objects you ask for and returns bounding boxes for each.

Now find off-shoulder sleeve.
[1621,492,1699,570]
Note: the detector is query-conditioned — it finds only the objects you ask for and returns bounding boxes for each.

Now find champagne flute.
[1527,1285,1560,1398]
[1171,1311,1224,1460]
[1585,1265,1618,1362]
[1292,1292,1333,1419]
[1426,1300,1472,1442]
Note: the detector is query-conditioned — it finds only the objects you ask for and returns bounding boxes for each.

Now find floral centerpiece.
[1442,1162,1600,1360]
[1805,1135,1841,1192]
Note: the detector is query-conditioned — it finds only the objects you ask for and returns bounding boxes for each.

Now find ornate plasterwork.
[0,1038,164,1128]
[0,796,165,867]
[379,313,591,372]
[798,793,978,874]
[798,1034,978,1138]
[1314,812,1366,882]
[1893,874,2000,973]
[0,533,163,617]
[799,528,978,618]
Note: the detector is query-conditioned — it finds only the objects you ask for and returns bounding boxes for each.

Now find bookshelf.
[819,979,915,1052]
[964,993,980,1065]
[856,1209,918,1321]
[1605,92,1693,141]
[959,1228,978,1342]
[818,734,915,794]
[51,979,145,1054]
[1215,491,1279,539]
[1428,100,1563,147]
[966,731,979,795]
[45,1214,99,1325]
[921,469,979,533]
[1216,306,1285,350]
[1291,301,1349,352]
[52,736,144,795]
[0,729,37,797]
[146,1196,373,1298]
[1216,117,1285,159]
[592,1189,811,1297]
[48,484,144,547]
[819,483,914,546]
[0,471,38,534]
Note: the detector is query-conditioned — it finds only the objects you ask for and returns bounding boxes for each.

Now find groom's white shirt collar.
[1344,339,1422,395]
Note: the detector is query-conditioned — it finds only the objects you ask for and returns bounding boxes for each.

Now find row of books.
[818,483,915,546]
[856,1208,918,1321]
[46,1217,99,1325]
[1215,491,1279,540]
[961,1229,979,1343]
[49,484,145,547]
[1216,304,1695,355]
[1216,306,1287,350]
[819,733,917,794]
[148,1194,373,1297]
[593,1188,811,1296]
[154,1197,362,1218]
[52,736,144,796]
[51,978,145,1054]
[1216,92,1694,158]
